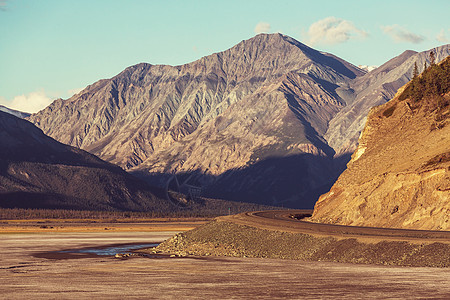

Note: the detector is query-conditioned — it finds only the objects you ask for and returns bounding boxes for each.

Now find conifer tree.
[413,62,419,79]
[430,50,436,65]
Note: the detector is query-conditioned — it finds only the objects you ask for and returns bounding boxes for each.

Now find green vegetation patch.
[399,55,450,103]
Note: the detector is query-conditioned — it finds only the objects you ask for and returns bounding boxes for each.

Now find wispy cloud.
[0,0,8,11]
[381,25,424,44]
[306,17,368,46]
[254,22,271,34]
[436,29,449,43]
[0,90,53,113]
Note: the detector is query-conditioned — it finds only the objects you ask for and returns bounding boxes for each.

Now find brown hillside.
[311,57,450,230]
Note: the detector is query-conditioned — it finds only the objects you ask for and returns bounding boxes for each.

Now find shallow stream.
[58,243,159,256]
[33,243,160,259]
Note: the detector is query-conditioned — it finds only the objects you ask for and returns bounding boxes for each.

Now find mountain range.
[25,33,450,208]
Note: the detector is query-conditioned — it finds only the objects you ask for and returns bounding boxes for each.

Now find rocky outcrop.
[312,58,450,230]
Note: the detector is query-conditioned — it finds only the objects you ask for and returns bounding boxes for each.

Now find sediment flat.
[0,218,208,233]
[1,222,450,298]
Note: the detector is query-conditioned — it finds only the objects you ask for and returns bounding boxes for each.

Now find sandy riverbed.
[0,219,207,233]
[1,226,450,299]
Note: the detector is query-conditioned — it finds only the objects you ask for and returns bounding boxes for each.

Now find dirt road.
[222,210,450,243]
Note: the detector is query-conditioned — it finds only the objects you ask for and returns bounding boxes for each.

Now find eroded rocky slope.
[29,34,362,207]
[312,57,450,230]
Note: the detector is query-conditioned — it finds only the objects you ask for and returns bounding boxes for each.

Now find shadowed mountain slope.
[0,111,171,212]
[0,105,30,119]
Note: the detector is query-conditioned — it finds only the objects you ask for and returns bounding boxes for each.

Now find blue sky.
[1,0,449,113]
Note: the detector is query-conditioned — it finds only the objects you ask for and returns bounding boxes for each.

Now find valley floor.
[1,226,450,299]
[0,218,207,233]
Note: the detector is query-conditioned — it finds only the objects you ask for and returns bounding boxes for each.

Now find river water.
[57,243,159,256]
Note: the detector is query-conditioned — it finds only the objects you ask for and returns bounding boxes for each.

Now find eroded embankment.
[153,220,450,267]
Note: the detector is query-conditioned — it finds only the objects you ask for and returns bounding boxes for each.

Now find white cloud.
[306,17,367,46]
[381,25,424,44]
[0,90,53,113]
[436,29,449,43]
[254,22,271,34]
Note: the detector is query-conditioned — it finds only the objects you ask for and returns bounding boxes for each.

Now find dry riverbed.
[2,221,450,299]
[0,218,208,233]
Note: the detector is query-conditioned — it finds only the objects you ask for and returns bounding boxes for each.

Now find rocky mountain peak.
[325,44,450,155]
[28,34,362,207]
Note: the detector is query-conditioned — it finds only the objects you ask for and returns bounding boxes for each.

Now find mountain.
[311,57,450,230]
[28,34,362,207]
[26,33,450,207]
[0,105,31,119]
[358,65,377,72]
[0,111,171,212]
[327,45,450,155]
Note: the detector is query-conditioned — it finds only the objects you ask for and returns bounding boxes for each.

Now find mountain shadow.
[133,153,352,209]
[0,111,171,212]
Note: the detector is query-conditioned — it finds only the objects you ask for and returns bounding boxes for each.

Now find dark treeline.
[0,200,279,220]
[399,54,450,104]
[0,208,199,220]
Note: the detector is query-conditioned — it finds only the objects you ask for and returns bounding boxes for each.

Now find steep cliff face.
[312,57,450,230]
[28,34,361,207]
[0,111,170,212]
